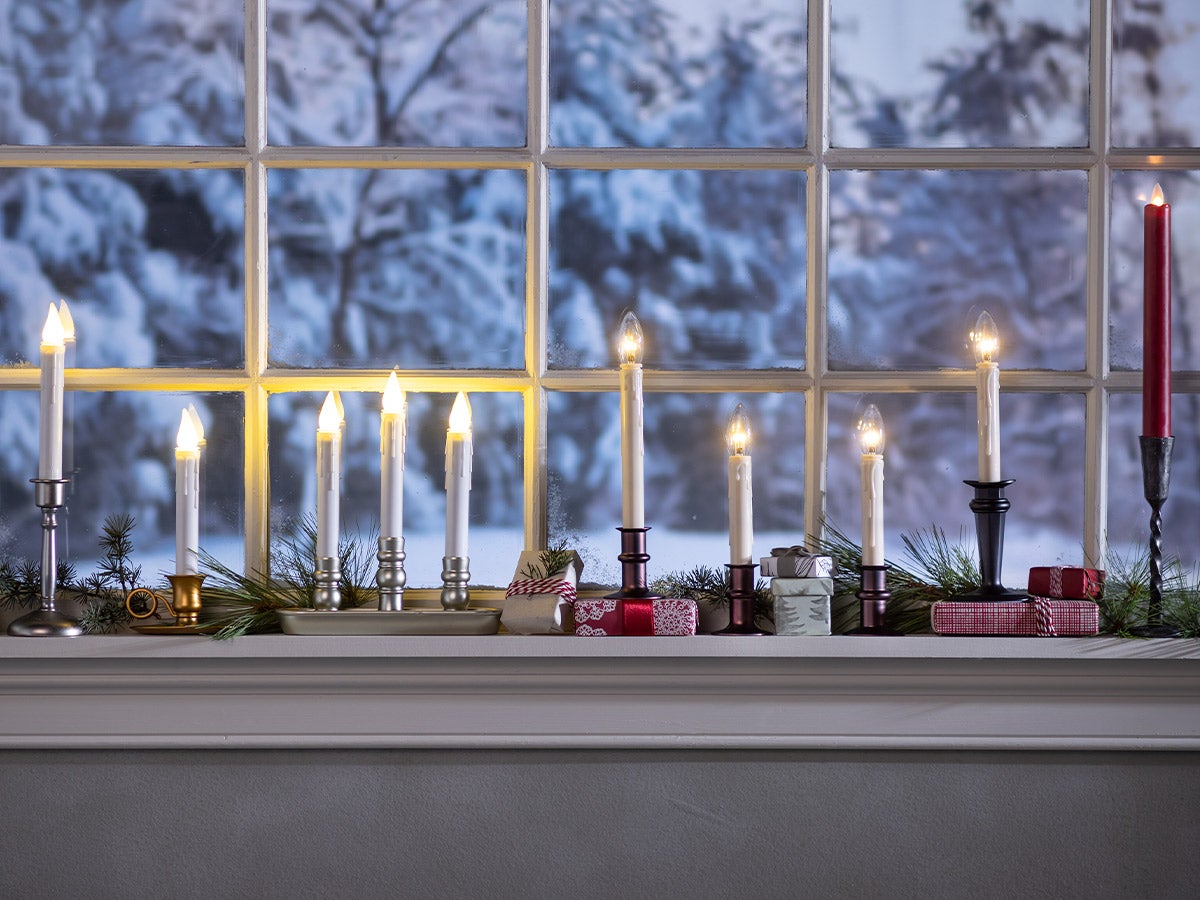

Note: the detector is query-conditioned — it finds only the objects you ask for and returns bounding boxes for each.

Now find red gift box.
[1027,566,1105,600]
[931,598,1099,636]
[574,598,698,636]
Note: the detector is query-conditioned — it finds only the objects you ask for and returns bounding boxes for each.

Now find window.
[0,0,1197,591]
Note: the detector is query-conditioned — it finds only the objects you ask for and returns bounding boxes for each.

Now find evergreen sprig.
[519,539,576,580]
[651,565,773,625]
[1099,547,1200,638]
[76,514,142,633]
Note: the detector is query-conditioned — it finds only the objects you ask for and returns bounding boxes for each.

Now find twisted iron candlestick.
[954,479,1027,602]
[376,536,406,611]
[605,527,662,600]
[848,565,901,635]
[8,479,81,637]
[713,563,767,635]
[1131,436,1180,638]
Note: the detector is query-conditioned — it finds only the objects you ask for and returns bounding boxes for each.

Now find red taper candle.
[1143,183,1171,438]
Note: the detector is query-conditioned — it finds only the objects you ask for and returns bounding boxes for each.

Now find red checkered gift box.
[931,597,1099,636]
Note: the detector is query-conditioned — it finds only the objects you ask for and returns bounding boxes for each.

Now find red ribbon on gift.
[1028,595,1056,637]
[622,599,656,635]
[505,577,577,605]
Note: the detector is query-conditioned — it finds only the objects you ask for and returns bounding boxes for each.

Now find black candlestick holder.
[1130,436,1181,638]
[605,527,662,600]
[954,479,1027,602]
[848,565,901,635]
[713,563,768,635]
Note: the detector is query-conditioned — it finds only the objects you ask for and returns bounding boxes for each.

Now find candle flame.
[58,299,75,342]
[318,391,343,434]
[726,403,752,456]
[616,311,644,365]
[448,391,472,433]
[176,409,201,453]
[857,404,885,455]
[382,369,405,414]
[970,310,999,364]
[1150,183,1166,206]
[185,404,206,447]
[41,304,65,348]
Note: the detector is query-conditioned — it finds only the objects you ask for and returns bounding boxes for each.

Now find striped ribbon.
[505,577,577,604]
[1029,595,1056,637]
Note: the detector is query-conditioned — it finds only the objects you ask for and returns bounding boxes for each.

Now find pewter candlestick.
[954,479,1026,602]
[1131,436,1181,638]
[9,478,81,637]
[313,555,341,611]
[440,556,471,610]
[377,536,406,611]
[605,526,661,600]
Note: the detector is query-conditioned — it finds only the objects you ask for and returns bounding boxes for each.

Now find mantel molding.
[1,636,1198,751]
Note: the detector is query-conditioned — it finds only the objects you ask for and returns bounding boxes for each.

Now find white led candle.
[316,391,343,561]
[726,404,754,565]
[857,404,886,567]
[175,409,202,576]
[971,310,1002,482]
[617,311,645,528]
[444,392,473,559]
[38,304,66,481]
[380,369,407,540]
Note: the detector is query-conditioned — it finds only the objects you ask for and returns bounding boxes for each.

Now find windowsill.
[1,635,1197,751]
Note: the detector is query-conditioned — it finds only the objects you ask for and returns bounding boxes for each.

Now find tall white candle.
[857,404,886,567]
[725,404,754,564]
[38,304,66,480]
[617,311,645,528]
[175,409,202,576]
[380,369,407,539]
[971,310,1002,482]
[444,392,473,558]
[316,391,343,561]
[59,299,75,480]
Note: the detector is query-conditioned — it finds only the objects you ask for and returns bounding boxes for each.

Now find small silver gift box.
[760,548,835,579]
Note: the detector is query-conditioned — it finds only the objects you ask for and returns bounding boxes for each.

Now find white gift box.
[760,553,835,578]
[773,594,832,636]
[500,549,583,635]
[769,577,834,598]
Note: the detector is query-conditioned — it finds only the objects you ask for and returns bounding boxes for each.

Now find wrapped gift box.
[770,577,835,598]
[501,549,583,635]
[1027,566,1105,600]
[761,549,835,579]
[574,598,698,636]
[931,598,1099,636]
[773,594,831,636]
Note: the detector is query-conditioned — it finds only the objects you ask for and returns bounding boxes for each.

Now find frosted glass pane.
[268,169,526,369]
[268,391,523,589]
[548,392,805,587]
[0,1,244,145]
[831,0,1088,148]
[268,0,526,147]
[826,392,1084,586]
[550,0,806,148]
[1110,171,1200,372]
[828,170,1086,371]
[1113,0,1200,147]
[0,169,245,369]
[0,390,244,575]
[549,170,806,370]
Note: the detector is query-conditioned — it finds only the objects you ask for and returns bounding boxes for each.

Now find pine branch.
[652,565,773,625]
[519,539,576,580]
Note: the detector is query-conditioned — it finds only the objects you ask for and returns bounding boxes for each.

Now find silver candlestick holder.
[313,555,342,611]
[376,536,406,611]
[8,478,81,637]
[441,556,471,610]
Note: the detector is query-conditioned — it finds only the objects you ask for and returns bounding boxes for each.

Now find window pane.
[831,0,1088,148]
[548,391,805,587]
[268,0,526,147]
[0,390,244,575]
[826,392,1085,586]
[549,170,806,369]
[828,170,1086,370]
[0,169,245,368]
[0,1,243,145]
[550,0,806,148]
[268,391,523,589]
[1113,0,1200,147]
[1110,170,1200,371]
[268,169,526,369]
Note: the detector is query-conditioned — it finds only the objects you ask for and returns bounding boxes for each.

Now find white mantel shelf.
[1,635,1198,751]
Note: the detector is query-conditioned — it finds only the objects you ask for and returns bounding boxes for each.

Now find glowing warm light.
[176,409,201,453]
[970,310,999,364]
[1150,183,1166,207]
[186,403,206,446]
[382,369,404,414]
[41,304,65,348]
[616,311,644,365]
[58,299,75,341]
[448,391,472,433]
[857,404,885,455]
[726,403,752,456]
[318,391,342,434]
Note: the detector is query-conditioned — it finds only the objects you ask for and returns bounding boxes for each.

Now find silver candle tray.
[277,607,500,636]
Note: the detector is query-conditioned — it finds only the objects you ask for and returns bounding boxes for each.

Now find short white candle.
[444,392,473,559]
[380,369,407,539]
[725,404,754,565]
[971,310,1002,482]
[857,404,886,567]
[316,391,343,562]
[38,304,66,481]
[617,311,645,528]
[175,409,202,576]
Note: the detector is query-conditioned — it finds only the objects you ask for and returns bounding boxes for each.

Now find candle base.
[376,537,407,612]
[605,527,662,600]
[1130,436,1181,638]
[953,479,1027,603]
[8,478,80,637]
[847,565,902,635]
[440,556,471,610]
[167,574,206,627]
[712,564,768,635]
[313,556,342,611]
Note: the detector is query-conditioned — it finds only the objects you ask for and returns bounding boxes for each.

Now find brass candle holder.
[126,574,208,633]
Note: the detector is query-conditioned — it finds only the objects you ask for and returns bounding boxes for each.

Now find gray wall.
[2,750,1197,899]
